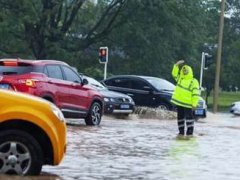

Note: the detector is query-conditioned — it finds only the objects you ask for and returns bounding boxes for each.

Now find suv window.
[46,65,63,80]
[131,79,148,90]
[145,77,175,91]
[62,66,81,83]
[0,62,34,75]
[105,78,148,90]
[108,78,131,88]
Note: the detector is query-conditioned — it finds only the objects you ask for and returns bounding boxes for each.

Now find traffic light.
[99,47,108,64]
[204,53,214,69]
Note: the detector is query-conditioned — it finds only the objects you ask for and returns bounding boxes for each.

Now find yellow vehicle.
[0,89,67,175]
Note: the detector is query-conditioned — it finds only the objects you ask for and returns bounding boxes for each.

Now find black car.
[85,76,135,115]
[101,75,175,110]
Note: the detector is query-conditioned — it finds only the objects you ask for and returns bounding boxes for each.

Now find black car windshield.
[86,76,107,90]
[144,77,175,91]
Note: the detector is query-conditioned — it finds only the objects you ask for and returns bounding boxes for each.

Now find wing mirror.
[82,78,88,85]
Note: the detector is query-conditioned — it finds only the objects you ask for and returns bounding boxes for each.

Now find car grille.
[116,98,130,103]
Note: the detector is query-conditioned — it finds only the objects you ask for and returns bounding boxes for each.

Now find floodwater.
[2,113,240,180]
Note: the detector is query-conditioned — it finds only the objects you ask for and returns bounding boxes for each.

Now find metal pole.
[213,0,225,113]
[104,62,107,80]
[199,52,205,95]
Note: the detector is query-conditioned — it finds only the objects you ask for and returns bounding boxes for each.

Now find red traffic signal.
[99,47,108,63]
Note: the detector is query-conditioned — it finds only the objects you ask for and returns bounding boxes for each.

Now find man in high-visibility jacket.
[171,60,200,137]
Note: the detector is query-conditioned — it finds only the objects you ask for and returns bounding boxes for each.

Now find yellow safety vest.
[171,64,200,108]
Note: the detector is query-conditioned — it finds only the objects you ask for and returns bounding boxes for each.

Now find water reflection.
[167,137,200,180]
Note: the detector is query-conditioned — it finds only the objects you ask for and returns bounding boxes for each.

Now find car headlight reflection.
[51,105,65,122]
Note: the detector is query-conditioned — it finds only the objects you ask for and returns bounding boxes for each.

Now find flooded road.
[2,113,240,180]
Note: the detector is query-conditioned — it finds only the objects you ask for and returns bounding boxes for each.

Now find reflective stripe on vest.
[171,98,192,108]
[176,79,194,92]
[176,84,192,92]
[192,94,200,97]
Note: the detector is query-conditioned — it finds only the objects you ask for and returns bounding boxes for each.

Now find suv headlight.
[51,105,65,122]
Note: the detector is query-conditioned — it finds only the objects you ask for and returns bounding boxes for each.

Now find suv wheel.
[85,102,102,125]
[0,130,43,175]
[157,103,169,110]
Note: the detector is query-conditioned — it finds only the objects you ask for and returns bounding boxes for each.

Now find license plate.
[120,104,130,109]
[0,84,10,89]
[195,109,204,115]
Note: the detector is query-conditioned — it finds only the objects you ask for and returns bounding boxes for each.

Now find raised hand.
[176,60,185,66]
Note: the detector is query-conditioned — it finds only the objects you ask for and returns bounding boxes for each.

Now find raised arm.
[172,60,184,82]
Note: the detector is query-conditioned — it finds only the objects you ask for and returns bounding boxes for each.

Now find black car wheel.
[0,130,43,175]
[204,110,207,118]
[85,102,102,125]
[157,103,169,110]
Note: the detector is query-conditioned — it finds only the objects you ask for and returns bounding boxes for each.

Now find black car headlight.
[104,97,116,102]
[129,97,134,104]
[197,99,206,109]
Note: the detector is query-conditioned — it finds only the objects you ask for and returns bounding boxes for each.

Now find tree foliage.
[0,0,126,59]
[105,0,210,81]
[0,0,239,93]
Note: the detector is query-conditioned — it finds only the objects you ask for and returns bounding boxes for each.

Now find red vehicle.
[0,58,104,125]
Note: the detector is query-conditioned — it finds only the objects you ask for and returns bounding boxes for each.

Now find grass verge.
[203,91,240,112]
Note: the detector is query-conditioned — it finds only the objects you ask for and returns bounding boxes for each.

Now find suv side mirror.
[82,78,88,85]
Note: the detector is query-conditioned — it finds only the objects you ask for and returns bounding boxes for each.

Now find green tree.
[220,0,240,90]
[101,0,212,81]
[0,0,127,60]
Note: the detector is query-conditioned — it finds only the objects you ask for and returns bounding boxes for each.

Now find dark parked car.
[102,75,207,118]
[0,58,104,125]
[102,75,175,110]
[85,76,135,116]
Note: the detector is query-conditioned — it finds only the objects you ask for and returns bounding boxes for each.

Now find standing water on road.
[2,113,240,180]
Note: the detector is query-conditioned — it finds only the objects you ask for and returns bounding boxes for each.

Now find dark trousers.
[177,105,195,135]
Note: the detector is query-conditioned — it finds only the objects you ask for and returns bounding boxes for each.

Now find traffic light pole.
[104,62,107,80]
[199,52,205,95]
[99,47,108,80]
